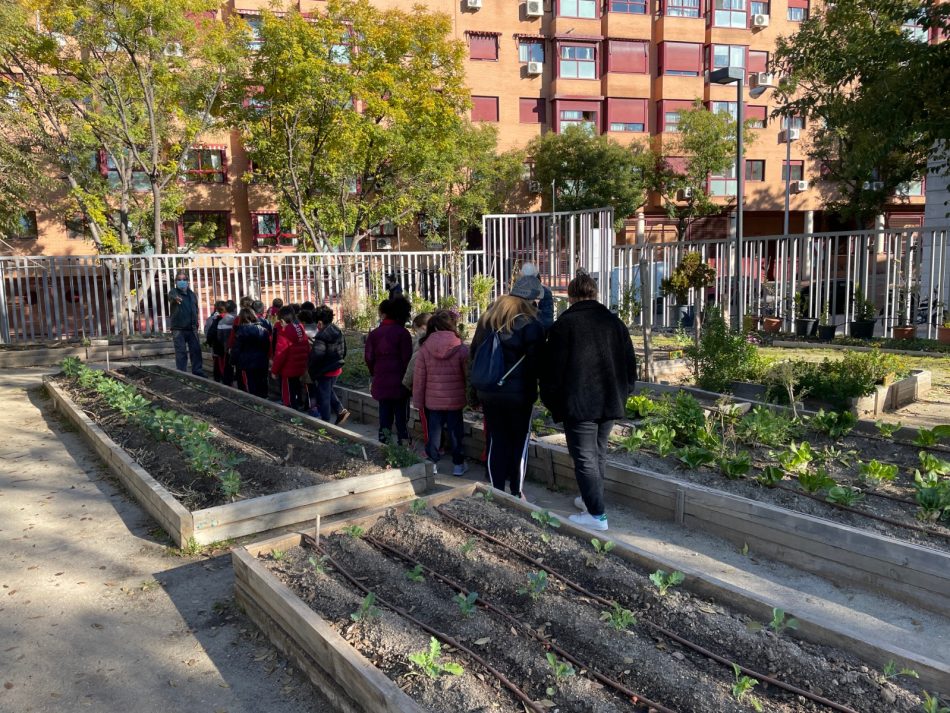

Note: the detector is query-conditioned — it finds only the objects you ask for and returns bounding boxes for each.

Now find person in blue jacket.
[231,307,272,398]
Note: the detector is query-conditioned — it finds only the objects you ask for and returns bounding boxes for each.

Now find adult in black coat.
[539,273,637,531]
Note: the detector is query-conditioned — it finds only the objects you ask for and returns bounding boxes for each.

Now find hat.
[511,275,543,300]
[521,262,540,277]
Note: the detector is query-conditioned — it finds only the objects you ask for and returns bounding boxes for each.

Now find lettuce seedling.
[600,602,636,631]
[649,569,684,596]
[405,565,425,583]
[731,664,763,712]
[768,607,799,635]
[453,591,478,617]
[350,592,381,622]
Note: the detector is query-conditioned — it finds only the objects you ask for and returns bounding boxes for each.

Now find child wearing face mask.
[402,312,431,392]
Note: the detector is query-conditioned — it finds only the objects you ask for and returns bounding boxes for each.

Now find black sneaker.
[335,409,351,426]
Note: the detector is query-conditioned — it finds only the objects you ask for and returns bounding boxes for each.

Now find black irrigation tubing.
[771,483,949,539]
[303,537,547,713]
[433,505,862,713]
[363,535,674,713]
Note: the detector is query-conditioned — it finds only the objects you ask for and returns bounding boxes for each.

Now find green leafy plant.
[459,536,477,557]
[517,571,549,601]
[768,607,799,636]
[912,425,950,447]
[644,423,676,456]
[271,549,285,561]
[659,391,708,446]
[880,660,919,682]
[731,664,763,712]
[815,445,858,469]
[453,591,478,617]
[408,637,464,680]
[798,468,837,494]
[545,652,576,684]
[736,406,797,448]
[61,356,84,378]
[308,555,329,574]
[775,441,815,474]
[677,445,716,470]
[586,537,616,568]
[919,451,950,478]
[383,439,421,469]
[858,460,898,488]
[649,569,685,596]
[618,428,648,453]
[874,420,902,439]
[531,510,561,542]
[913,473,950,522]
[810,409,858,440]
[341,525,366,538]
[625,394,656,419]
[718,452,752,480]
[409,498,427,515]
[755,465,785,487]
[826,485,865,507]
[600,602,636,631]
[685,305,767,392]
[481,488,494,502]
[921,692,950,713]
[406,564,425,583]
[351,592,381,623]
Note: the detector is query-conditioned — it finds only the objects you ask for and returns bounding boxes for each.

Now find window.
[714,0,747,28]
[709,163,737,196]
[607,98,647,132]
[101,151,150,191]
[467,33,498,61]
[240,14,262,51]
[660,42,703,76]
[560,0,597,18]
[782,161,804,181]
[607,40,649,74]
[710,100,738,120]
[330,43,350,64]
[665,0,701,17]
[471,96,499,122]
[521,162,537,182]
[748,50,768,79]
[11,211,37,239]
[184,147,227,184]
[750,1,768,14]
[181,211,231,248]
[658,100,694,132]
[251,213,280,239]
[787,0,808,21]
[710,44,746,71]
[610,0,647,13]
[519,98,546,124]
[902,19,929,43]
[782,115,804,130]
[65,215,91,240]
[895,179,924,197]
[745,160,765,181]
[560,109,597,134]
[518,39,544,63]
[559,45,597,79]
[746,105,767,128]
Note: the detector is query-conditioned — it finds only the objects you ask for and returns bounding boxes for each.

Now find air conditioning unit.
[466,0,482,9]
[783,128,801,142]
[749,72,775,89]
[376,237,393,250]
[792,180,809,192]
[527,180,541,193]
[752,13,770,27]
[677,188,693,201]
[526,61,543,75]
[526,0,545,17]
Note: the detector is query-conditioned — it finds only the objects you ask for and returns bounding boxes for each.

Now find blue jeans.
[173,329,205,376]
[314,375,344,421]
[424,409,464,466]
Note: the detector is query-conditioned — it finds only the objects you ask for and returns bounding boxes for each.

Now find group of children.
[203,296,350,425]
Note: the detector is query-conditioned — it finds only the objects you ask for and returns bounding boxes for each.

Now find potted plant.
[817,305,836,342]
[793,292,818,337]
[660,252,716,336]
[938,308,950,345]
[849,287,877,339]
[892,287,916,340]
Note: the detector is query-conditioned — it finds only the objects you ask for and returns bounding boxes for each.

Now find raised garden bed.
[234,484,938,712]
[47,363,432,546]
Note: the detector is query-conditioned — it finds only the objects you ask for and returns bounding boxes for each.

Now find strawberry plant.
[826,485,865,507]
[677,445,716,470]
[768,607,799,635]
[517,571,549,601]
[600,602,636,631]
[798,468,836,494]
[857,460,898,488]
[649,569,684,596]
[408,637,464,679]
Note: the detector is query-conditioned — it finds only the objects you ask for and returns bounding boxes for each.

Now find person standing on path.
[168,271,205,377]
[365,297,413,443]
[308,305,351,425]
[271,306,310,409]
[469,285,545,499]
[539,272,637,531]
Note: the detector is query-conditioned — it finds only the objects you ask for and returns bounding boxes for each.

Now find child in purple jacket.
[364,297,413,443]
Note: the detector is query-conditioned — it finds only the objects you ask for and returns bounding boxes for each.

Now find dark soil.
[262,494,922,713]
[57,367,392,511]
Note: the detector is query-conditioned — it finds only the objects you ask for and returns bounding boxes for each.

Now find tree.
[653,101,756,242]
[236,1,472,252]
[773,0,950,226]
[529,125,654,227]
[0,97,48,242]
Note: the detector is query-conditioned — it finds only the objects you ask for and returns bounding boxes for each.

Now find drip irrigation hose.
[303,536,546,713]
[363,535,674,713]
[434,505,862,713]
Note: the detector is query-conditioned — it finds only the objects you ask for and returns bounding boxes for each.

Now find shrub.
[685,307,767,392]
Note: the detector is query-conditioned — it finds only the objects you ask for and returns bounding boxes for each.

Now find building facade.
[6,0,927,256]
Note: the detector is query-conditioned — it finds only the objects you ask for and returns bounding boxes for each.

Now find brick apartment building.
[6,0,927,256]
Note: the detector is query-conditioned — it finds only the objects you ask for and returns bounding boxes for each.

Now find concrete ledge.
[1,340,176,368]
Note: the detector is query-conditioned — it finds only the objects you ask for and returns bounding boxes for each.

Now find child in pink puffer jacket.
[412,310,469,476]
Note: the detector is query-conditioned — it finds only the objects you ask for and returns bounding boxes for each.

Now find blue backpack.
[470,330,525,391]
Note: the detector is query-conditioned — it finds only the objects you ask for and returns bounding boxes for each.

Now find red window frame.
[745,160,765,181]
[606,40,649,74]
[99,150,149,191]
[471,96,499,122]
[711,0,748,28]
[178,211,233,249]
[747,50,768,81]
[609,0,647,13]
[558,0,600,20]
[782,160,804,181]
[663,0,702,18]
[708,164,738,196]
[466,32,499,61]
[553,99,602,134]
[659,42,703,76]
[183,146,228,184]
[787,0,808,21]
[558,42,599,80]
[519,97,546,124]
[250,212,280,241]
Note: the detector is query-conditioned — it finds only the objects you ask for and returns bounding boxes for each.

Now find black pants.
[240,368,268,399]
[564,419,613,517]
[424,409,464,466]
[378,396,409,443]
[280,376,304,409]
[173,329,205,376]
[482,400,533,497]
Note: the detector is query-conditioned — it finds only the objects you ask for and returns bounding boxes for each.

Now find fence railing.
[0,251,486,344]
[613,227,950,339]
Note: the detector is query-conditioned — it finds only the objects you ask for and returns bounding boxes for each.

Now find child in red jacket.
[271,306,310,409]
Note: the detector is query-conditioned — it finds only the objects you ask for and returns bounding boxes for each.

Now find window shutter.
[467,33,498,61]
[607,98,647,124]
[472,96,499,122]
[665,156,688,175]
[608,40,648,73]
[519,98,546,124]
[748,50,768,74]
[787,0,808,7]
[661,42,702,74]
[745,105,767,124]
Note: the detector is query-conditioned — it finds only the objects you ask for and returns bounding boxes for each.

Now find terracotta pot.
[938,326,950,345]
[892,326,916,340]
[762,317,782,334]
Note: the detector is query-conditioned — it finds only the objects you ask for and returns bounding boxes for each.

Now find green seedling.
[481,488,494,502]
[858,459,899,488]
[644,423,676,456]
[625,394,656,419]
[768,607,799,635]
[290,417,303,426]
[586,537,616,568]
[718,452,752,480]
[881,660,919,682]
[649,569,685,596]
[219,470,242,501]
[618,428,648,453]
[271,549,285,561]
[453,591,478,617]
[460,536,477,557]
[874,420,902,439]
[810,409,857,440]
[774,441,815,474]
[350,592,381,623]
[826,485,865,507]
[532,510,561,542]
[797,468,836,494]
[308,555,329,574]
[755,465,785,487]
[518,570,549,601]
[600,602,636,631]
[913,473,950,522]
[731,664,763,712]
[545,652,576,684]
[408,637,464,679]
[817,445,858,468]
[913,425,950,447]
[409,498,427,515]
[919,451,950,477]
[341,525,366,538]
[406,564,425,583]
[921,692,950,713]
[383,440,421,469]
[677,445,716,470]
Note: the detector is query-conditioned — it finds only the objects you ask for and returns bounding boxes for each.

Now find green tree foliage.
[773,0,950,225]
[529,125,654,227]
[236,1,473,251]
[655,101,756,241]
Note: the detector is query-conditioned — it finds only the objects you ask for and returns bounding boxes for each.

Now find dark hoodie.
[309,323,347,378]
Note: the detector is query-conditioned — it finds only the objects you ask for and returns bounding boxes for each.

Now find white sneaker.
[452,463,469,477]
[569,512,608,531]
[573,496,587,512]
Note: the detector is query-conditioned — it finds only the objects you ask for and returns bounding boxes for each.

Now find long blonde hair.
[479,294,537,334]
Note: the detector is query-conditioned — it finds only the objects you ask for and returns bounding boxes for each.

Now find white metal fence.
[613,227,950,339]
[0,251,486,343]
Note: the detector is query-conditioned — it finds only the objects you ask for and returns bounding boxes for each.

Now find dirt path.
[0,367,336,713]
